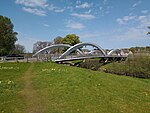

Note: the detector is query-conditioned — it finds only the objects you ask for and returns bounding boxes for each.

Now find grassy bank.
[32,62,150,113]
[100,55,150,78]
[0,62,150,113]
[0,63,30,112]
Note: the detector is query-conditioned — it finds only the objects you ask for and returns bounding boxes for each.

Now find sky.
[0,0,150,52]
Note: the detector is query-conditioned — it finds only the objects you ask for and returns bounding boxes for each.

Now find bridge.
[33,43,127,64]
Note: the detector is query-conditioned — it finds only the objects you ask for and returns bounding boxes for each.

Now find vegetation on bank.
[0,62,150,113]
[79,59,103,70]
[76,54,150,79]
[100,55,150,79]
[129,46,150,54]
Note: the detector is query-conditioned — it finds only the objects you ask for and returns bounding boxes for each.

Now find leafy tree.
[0,15,17,56]
[61,34,81,46]
[53,36,63,44]
[33,41,52,53]
[129,47,135,53]
[52,36,63,54]
[13,44,26,54]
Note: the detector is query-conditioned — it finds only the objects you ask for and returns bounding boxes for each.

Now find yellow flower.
[8,81,11,84]
[143,92,148,96]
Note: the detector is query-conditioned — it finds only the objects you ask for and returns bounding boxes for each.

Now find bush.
[79,59,102,71]
[100,54,150,79]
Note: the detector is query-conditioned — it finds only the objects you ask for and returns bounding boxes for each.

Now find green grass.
[32,62,150,113]
[0,62,150,113]
[0,63,30,113]
[101,55,150,78]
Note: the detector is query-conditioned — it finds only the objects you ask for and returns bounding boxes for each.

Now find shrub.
[100,54,150,79]
[79,59,102,71]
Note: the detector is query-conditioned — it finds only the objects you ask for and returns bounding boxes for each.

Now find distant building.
[120,49,133,56]
[105,49,133,56]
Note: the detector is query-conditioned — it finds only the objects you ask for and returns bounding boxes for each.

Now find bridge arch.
[59,43,106,59]
[107,49,121,56]
[33,44,71,57]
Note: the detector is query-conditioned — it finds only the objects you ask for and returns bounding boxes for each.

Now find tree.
[53,36,63,44]
[129,47,136,53]
[0,15,18,56]
[13,44,26,54]
[61,34,81,46]
[52,36,63,54]
[33,41,52,53]
[147,26,150,35]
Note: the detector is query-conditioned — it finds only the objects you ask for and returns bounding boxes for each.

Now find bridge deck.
[54,56,127,62]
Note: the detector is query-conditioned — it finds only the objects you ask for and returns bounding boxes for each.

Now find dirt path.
[22,63,44,113]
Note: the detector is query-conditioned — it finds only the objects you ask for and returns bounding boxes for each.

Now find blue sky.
[0,0,150,52]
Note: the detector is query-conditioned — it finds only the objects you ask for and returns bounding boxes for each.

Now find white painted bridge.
[33,43,127,63]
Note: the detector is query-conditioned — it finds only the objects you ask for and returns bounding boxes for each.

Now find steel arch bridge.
[32,44,71,57]
[33,43,127,63]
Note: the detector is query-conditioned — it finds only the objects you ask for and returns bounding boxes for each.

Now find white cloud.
[71,13,95,20]
[132,1,142,8]
[16,0,65,14]
[116,15,136,24]
[76,2,92,9]
[47,4,65,13]
[85,9,92,14]
[137,15,150,27]
[48,4,57,11]
[98,5,112,17]
[43,24,49,27]
[15,0,48,8]
[22,7,46,16]
[141,10,148,14]
[65,6,74,12]
[117,14,150,26]
[138,16,147,21]
[115,27,146,41]
[54,9,65,13]
[115,14,150,42]
[66,21,85,29]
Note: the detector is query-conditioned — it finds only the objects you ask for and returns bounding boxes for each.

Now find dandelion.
[9,67,13,69]
[143,92,148,96]
[0,81,1,84]
[51,68,56,71]
[97,83,101,86]
[8,80,11,84]
[77,109,80,112]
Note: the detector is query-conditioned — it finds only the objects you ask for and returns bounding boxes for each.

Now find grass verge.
[32,62,150,113]
[0,62,30,113]
[0,62,150,113]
